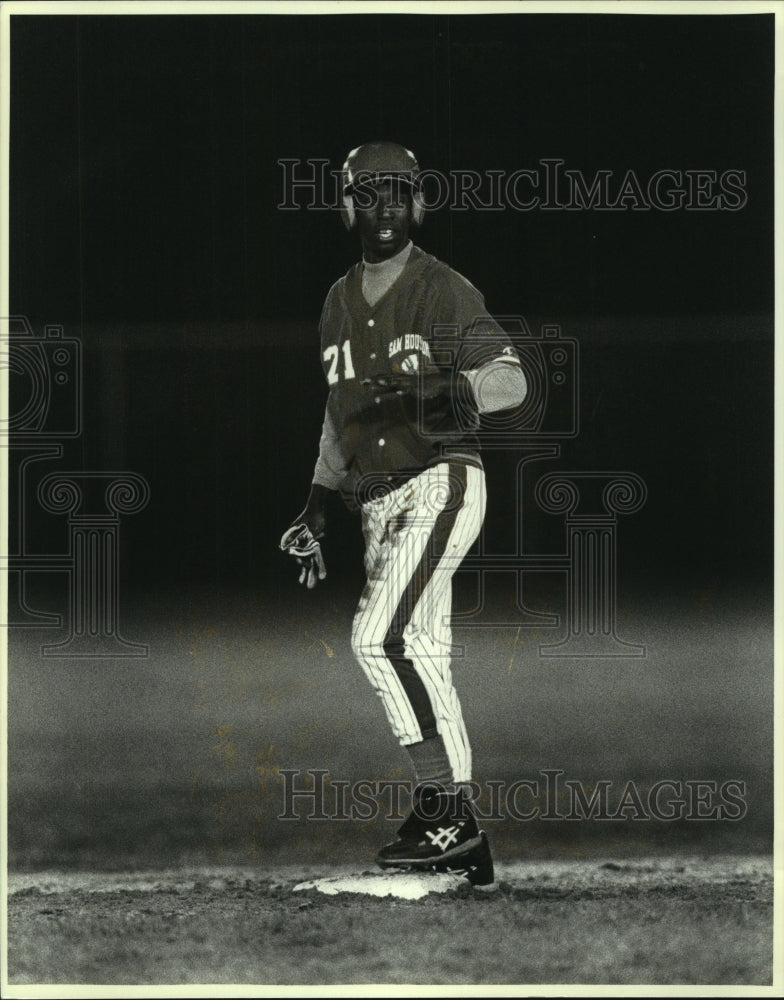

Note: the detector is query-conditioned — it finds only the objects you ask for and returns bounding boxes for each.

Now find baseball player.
[281,142,527,889]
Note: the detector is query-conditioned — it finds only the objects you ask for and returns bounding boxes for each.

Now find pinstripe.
[369,465,452,739]
[404,465,485,780]
[352,481,442,740]
[350,463,485,781]
[354,502,416,737]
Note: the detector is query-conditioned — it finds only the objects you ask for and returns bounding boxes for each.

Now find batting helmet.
[340,141,425,231]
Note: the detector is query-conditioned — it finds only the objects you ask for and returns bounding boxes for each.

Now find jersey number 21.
[324,341,356,385]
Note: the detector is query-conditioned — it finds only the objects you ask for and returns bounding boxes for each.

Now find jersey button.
[374,396,381,404]
[369,352,376,360]
[368,319,375,327]
[378,438,385,447]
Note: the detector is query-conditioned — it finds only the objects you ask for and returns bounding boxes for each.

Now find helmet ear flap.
[341,192,356,230]
[340,147,359,230]
[411,184,425,226]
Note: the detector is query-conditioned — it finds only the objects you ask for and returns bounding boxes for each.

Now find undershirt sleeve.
[463,360,528,414]
[312,393,349,490]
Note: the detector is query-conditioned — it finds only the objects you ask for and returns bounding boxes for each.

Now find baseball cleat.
[431,831,496,891]
[375,787,497,890]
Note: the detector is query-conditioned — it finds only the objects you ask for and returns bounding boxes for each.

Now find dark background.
[8,12,774,594]
[6,11,775,868]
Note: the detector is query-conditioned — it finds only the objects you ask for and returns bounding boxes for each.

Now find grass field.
[5,856,773,987]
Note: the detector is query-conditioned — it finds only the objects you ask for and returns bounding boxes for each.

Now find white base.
[293,870,467,900]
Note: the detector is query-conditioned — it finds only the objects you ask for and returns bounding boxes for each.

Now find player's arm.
[438,273,528,412]
[304,398,348,526]
[437,267,528,412]
[462,356,527,414]
[363,267,526,412]
[291,397,347,535]
[361,356,526,413]
[291,282,347,530]
[282,396,348,588]
[291,483,330,542]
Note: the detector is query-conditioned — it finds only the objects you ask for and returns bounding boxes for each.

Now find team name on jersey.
[389,334,431,359]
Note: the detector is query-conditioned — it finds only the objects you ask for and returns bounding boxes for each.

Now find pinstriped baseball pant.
[350,462,486,784]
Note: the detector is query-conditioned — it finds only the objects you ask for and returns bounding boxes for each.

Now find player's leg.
[351,463,484,771]
[351,475,446,747]
[400,463,486,783]
[351,464,477,747]
[351,463,495,887]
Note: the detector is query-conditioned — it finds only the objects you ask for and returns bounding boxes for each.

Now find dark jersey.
[316,244,519,508]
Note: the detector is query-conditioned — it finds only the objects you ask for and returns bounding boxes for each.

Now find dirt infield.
[5,855,773,988]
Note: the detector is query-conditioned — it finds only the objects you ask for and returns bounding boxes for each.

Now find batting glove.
[279,523,327,589]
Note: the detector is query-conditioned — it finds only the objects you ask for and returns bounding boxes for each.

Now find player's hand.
[361,374,406,394]
[279,522,327,589]
[292,505,326,543]
[361,371,454,400]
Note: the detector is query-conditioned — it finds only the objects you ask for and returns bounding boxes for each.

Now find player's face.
[355,178,412,262]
